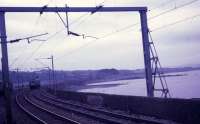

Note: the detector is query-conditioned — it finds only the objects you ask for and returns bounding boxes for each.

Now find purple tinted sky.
[0,0,200,71]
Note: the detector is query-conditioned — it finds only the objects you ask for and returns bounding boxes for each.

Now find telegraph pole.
[0,12,13,124]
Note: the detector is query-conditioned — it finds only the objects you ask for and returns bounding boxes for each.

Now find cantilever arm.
[7,33,48,44]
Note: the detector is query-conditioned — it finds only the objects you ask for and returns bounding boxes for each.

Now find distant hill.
[0,66,200,86]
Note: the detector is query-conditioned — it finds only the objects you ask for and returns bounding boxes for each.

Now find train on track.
[29,76,41,89]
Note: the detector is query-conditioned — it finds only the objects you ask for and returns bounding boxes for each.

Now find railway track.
[16,90,172,124]
[32,90,165,124]
[16,93,80,124]
[28,92,104,124]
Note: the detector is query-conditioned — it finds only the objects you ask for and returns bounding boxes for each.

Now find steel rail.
[15,94,48,124]
[33,94,126,124]
[38,91,163,124]
[24,95,81,124]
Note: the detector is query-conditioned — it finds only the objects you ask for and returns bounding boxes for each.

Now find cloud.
[0,0,200,70]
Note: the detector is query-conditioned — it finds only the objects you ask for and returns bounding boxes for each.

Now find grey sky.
[0,0,200,71]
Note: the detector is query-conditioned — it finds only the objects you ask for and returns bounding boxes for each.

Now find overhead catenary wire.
[47,6,92,37]
[10,1,55,69]
[10,12,47,68]
[45,4,102,59]
[56,11,83,37]
[149,0,199,20]
[18,14,92,69]
[11,1,105,69]
[18,14,90,69]
[80,0,200,41]
[55,24,139,60]
[71,1,106,30]
[55,4,103,38]
[108,0,200,35]
[11,1,67,70]
[112,0,200,32]
[149,0,178,12]
[9,33,48,70]
[43,13,93,54]
[151,14,200,32]
[56,12,68,28]
[14,4,61,69]
[49,11,98,54]
[11,0,199,70]
[19,41,46,68]
[35,59,48,67]
[69,13,90,27]
[15,35,49,70]
[55,0,199,62]
[49,1,105,58]
[18,28,67,69]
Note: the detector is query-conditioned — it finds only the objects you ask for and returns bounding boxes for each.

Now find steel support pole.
[0,12,13,124]
[48,68,51,89]
[51,55,55,94]
[140,10,154,97]
[16,68,20,90]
